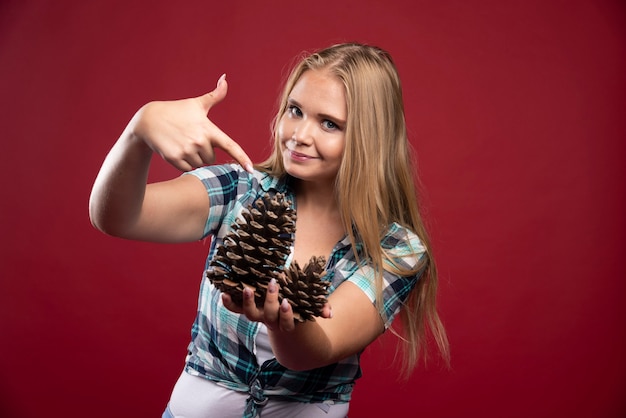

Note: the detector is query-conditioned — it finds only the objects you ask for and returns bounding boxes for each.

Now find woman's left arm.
[222,278,384,371]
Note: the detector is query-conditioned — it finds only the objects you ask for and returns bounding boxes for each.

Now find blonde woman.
[90,43,449,418]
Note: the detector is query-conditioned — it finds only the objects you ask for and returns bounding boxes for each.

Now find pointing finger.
[196,75,254,173]
[210,125,254,173]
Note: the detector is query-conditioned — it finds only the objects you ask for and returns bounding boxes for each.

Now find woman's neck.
[290,179,346,264]
[293,179,339,215]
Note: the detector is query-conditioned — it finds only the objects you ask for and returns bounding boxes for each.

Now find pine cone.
[278,256,329,322]
[206,193,330,321]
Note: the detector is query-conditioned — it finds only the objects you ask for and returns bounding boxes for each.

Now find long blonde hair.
[258,43,449,375]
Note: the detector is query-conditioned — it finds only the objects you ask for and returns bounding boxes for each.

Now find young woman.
[90,43,449,418]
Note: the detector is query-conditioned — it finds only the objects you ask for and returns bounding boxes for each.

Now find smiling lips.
[285,140,317,161]
[287,149,316,162]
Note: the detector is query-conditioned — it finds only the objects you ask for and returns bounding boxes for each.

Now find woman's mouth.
[287,150,315,162]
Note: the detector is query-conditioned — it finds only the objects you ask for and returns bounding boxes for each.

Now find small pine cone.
[206,193,296,306]
[278,256,330,322]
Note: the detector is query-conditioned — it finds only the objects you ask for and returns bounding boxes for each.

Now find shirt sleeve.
[345,223,426,329]
[184,164,259,238]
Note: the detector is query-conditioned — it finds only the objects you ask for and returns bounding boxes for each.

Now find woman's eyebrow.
[287,97,301,107]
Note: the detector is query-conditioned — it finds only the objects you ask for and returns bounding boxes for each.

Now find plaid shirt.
[183,164,425,417]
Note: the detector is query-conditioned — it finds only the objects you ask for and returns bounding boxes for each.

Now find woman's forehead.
[289,69,347,120]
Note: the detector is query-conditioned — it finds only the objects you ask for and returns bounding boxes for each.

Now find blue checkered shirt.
[183,164,425,417]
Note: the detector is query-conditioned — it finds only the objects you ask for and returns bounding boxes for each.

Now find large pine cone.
[206,193,330,322]
[279,256,329,322]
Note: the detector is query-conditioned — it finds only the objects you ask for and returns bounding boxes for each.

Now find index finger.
[211,127,254,173]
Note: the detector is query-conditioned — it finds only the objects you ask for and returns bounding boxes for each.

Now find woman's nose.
[292,119,314,144]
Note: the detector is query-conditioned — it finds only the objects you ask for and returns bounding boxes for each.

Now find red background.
[1,1,625,417]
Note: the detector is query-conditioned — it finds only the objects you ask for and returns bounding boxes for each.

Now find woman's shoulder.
[381,222,426,258]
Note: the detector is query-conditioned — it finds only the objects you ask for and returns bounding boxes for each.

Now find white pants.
[166,371,350,418]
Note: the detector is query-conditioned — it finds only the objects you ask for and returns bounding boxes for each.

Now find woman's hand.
[131,74,253,173]
[90,75,252,242]
[223,279,382,371]
[221,278,333,332]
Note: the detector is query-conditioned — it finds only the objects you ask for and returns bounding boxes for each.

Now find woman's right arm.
[89,75,253,243]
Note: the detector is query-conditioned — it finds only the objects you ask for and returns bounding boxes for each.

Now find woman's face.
[277,69,347,186]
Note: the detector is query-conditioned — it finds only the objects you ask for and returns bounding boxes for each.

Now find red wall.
[1,1,625,417]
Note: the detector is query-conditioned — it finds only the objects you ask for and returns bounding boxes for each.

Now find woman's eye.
[322,120,339,130]
[287,105,302,117]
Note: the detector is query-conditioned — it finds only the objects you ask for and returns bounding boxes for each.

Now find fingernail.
[268,278,277,293]
[281,299,290,312]
[244,162,254,174]
[217,73,226,87]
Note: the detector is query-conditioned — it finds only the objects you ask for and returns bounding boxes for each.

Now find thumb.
[198,73,228,112]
